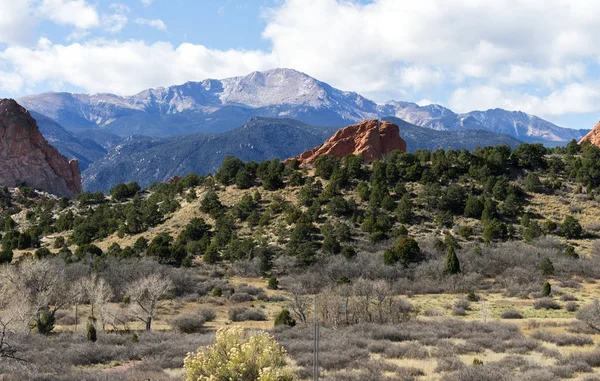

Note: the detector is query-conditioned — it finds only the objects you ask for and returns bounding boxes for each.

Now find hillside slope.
[83,118,338,192]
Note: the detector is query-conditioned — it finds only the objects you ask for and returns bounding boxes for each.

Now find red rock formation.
[580,121,600,147]
[292,119,406,166]
[0,99,82,197]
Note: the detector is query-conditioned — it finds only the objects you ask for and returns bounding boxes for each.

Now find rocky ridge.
[0,99,82,197]
[292,119,406,166]
[579,121,600,147]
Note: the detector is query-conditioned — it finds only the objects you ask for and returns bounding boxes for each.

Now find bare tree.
[287,281,311,326]
[0,258,76,333]
[81,274,114,330]
[353,278,374,323]
[577,299,600,332]
[0,318,28,364]
[371,280,393,323]
[126,273,173,330]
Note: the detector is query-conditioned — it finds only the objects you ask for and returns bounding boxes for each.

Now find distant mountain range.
[19,68,588,145]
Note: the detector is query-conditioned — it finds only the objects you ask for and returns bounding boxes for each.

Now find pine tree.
[542,281,552,297]
[445,246,461,275]
[87,316,97,342]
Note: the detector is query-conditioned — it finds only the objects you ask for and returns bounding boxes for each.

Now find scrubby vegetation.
[3,141,600,379]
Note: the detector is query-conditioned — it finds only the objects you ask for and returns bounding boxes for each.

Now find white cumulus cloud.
[134,18,167,31]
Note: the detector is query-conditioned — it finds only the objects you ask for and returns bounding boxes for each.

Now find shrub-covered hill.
[5,140,600,380]
[3,139,600,265]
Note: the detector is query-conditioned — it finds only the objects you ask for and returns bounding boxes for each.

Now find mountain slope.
[82,118,338,192]
[18,68,585,144]
[19,69,379,136]
[383,117,523,151]
[32,111,109,170]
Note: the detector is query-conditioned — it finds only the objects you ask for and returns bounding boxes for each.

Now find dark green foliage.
[511,143,547,170]
[540,257,555,276]
[361,213,394,242]
[87,316,97,342]
[327,196,353,217]
[542,281,552,297]
[109,182,140,201]
[267,277,279,290]
[274,308,296,327]
[444,246,461,275]
[211,286,223,297]
[395,194,413,224]
[177,218,210,245]
[458,225,473,239]
[216,156,245,186]
[322,234,341,255]
[133,237,148,254]
[467,291,480,302]
[524,173,543,193]
[257,246,274,275]
[314,155,341,180]
[341,246,357,259]
[3,216,16,232]
[200,191,224,218]
[483,219,507,242]
[435,211,454,228]
[562,245,578,258]
[34,247,52,259]
[523,220,543,242]
[440,184,466,214]
[235,168,255,189]
[481,198,497,221]
[75,244,103,258]
[0,248,13,264]
[566,139,580,155]
[261,159,285,191]
[383,236,421,266]
[36,308,55,335]
[464,196,484,219]
[500,193,521,217]
[561,215,583,238]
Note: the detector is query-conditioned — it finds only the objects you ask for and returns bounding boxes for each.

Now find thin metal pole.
[313,294,319,381]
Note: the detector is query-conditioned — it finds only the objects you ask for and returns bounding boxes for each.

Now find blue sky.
[1,0,600,130]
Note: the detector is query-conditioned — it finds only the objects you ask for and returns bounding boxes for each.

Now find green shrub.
[383,237,421,266]
[561,215,583,238]
[274,308,296,327]
[542,281,552,297]
[87,316,97,342]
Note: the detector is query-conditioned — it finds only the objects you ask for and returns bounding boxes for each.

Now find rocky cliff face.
[0,99,82,197]
[579,121,600,147]
[292,119,406,165]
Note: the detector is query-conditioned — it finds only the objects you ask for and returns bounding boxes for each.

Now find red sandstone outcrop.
[292,119,406,166]
[0,99,82,197]
[580,121,600,147]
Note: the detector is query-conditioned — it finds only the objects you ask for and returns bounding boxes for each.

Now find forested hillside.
[3,140,600,380]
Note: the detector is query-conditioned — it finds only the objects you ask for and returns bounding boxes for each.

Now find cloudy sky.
[1,0,600,130]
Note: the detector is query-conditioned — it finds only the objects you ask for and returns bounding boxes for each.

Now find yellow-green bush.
[184,326,293,381]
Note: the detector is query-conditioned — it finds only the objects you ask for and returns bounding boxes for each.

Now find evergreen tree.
[87,316,97,342]
[542,281,552,297]
[274,308,296,327]
[444,246,461,275]
[540,257,555,276]
[561,215,583,238]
